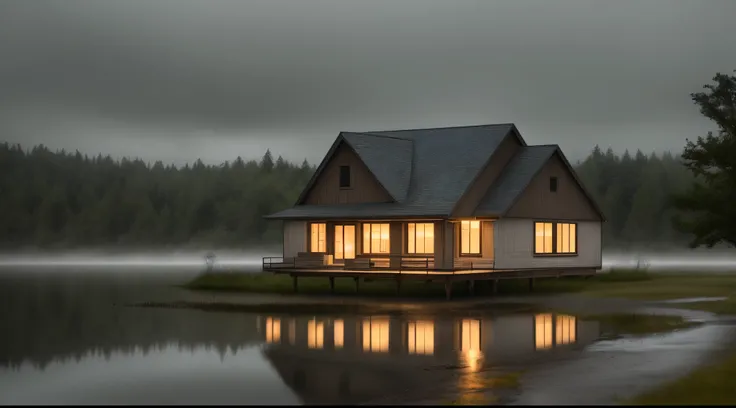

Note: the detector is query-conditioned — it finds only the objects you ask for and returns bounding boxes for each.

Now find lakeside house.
[263,124,605,297]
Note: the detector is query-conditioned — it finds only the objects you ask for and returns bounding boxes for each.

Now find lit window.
[363,223,390,254]
[555,315,577,345]
[265,317,281,344]
[407,223,435,254]
[335,225,356,260]
[362,317,390,353]
[556,223,577,254]
[334,319,344,349]
[534,222,577,255]
[408,321,435,355]
[308,319,324,349]
[460,220,480,255]
[535,314,553,350]
[310,223,326,253]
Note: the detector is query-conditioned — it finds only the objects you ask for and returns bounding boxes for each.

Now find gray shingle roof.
[267,123,521,219]
[342,132,413,202]
[473,145,559,216]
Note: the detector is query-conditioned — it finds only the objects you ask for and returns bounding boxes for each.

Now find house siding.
[283,221,307,258]
[505,153,602,221]
[303,142,393,205]
[451,134,523,217]
[493,218,602,269]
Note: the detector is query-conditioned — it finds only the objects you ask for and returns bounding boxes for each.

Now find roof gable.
[341,132,413,202]
[474,145,606,221]
[295,135,396,205]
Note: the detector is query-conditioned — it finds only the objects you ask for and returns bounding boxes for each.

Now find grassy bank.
[629,352,736,405]
[582,313,698,336]
[185,270,736,312]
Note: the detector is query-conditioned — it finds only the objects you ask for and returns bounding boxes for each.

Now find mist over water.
[0,248,734,272]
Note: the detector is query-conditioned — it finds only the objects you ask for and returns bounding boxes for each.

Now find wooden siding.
[283,221,307,258]
[302,142,393,205]
[493,218,602,269]
[505,153,602,221]
[451,133,523,217]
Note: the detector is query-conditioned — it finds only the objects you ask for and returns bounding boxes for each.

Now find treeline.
[0,142,694,249]
[0,143,314,248]
[576,146,693,247]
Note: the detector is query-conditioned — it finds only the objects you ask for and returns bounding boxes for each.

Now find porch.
[263,252,496,274]
[261,254,596,300]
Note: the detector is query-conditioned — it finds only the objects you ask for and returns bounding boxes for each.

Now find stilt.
[444,280,453,300]
[528,278,534,292]
[396,278,402,295]
[293,276,299,293]
[329,277,335,294]
[492,279,498,294]
[468,280,475,295]
[354,277,360,293]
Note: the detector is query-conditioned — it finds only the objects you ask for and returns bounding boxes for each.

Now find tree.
[672,70,736,248]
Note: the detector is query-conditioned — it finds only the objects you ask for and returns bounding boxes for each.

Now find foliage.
[0,139,698,249]
[0,146,314,248]
[672,71,736,248]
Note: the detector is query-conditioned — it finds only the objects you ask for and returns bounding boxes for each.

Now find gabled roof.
[342,132,413,202]
[274,123,521,218]
[473,144,606,220]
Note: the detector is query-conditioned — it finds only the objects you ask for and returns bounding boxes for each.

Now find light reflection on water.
[0,268,605,405]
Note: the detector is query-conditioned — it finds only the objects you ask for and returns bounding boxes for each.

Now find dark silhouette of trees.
[0,140,704,249]
[672,71,736,248]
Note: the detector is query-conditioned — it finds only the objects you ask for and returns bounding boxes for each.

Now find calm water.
[0,266,610,405]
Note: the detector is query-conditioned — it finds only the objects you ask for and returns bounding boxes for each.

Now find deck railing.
[262,255,494,273]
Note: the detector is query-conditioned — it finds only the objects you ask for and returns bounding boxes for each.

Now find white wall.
[493,218,602,269]
[283,221,307,259]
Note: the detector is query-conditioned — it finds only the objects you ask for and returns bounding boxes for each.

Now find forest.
[0,142,694,250]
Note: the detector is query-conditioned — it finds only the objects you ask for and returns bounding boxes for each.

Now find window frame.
[459,220,482,257]
[362,223,391,254]
[533,220,578,256]
[339,165,351,189]
[308,222,327,253]
[405,222,435,255]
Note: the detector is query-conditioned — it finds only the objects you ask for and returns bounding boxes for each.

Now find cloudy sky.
[1,0,734,166]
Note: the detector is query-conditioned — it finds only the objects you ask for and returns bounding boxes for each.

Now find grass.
[628,352,736,405]
[185,269,736,316]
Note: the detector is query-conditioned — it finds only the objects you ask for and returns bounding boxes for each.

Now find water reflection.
[256,312,600,404]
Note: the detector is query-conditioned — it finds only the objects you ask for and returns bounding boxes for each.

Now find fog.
[0,248,734,273]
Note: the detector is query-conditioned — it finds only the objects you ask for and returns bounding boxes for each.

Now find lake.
[1,250,735,404]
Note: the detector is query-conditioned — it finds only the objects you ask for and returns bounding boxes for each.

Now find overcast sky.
[1,0,734,166]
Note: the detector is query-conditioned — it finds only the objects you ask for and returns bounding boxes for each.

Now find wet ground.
[0,266,735,405]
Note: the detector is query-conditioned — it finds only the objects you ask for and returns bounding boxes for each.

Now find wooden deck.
[262,256,597,300]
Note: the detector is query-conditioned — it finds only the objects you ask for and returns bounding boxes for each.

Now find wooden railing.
[262,255,495,273]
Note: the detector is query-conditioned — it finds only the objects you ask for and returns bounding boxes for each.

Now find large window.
[534,222,577,255]
[407,223,434,254]
[310,223,326,253]
[460,220,481,256]
[363,223,390,254]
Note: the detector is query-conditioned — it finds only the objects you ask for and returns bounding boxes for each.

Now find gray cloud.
[1,0,735,164]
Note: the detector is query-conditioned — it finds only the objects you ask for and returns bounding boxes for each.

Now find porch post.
[293,275,298,293]
[354,277,360,293]
[329,276,335,293]
[444,279,453,300]
[528,277,534,292]
[389,222,402,269]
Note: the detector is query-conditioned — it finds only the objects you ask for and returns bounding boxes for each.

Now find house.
[264,123,605,296]
[257,312,600,404]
